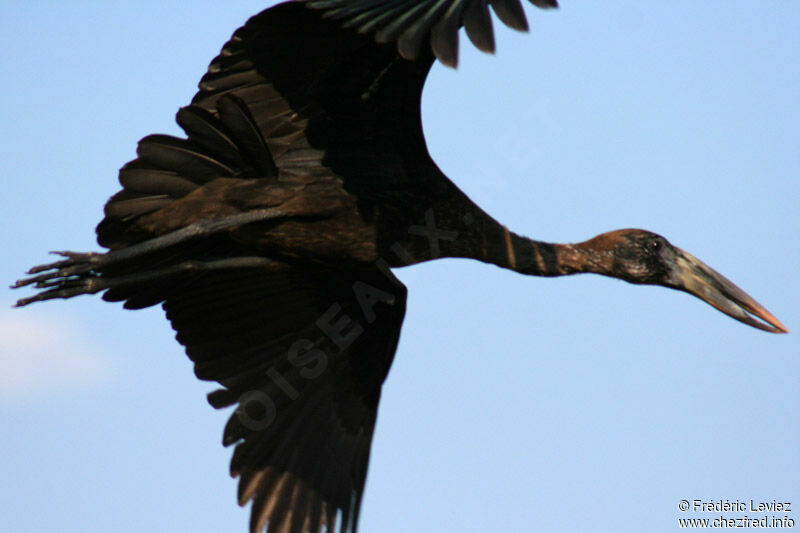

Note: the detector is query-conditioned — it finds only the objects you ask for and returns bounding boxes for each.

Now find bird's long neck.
[406,206,591,277]
[496,231,587,277]
[380,178,595,276]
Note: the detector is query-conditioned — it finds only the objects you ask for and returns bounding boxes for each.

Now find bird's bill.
[670,249,787,333]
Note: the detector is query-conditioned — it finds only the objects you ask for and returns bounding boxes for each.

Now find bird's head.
[576,229,787,333]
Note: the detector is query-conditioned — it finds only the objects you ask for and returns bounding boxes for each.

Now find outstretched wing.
[191,0,556,199]
[20,81,407,533]
[191,1,437,202]
[166,265,407,533]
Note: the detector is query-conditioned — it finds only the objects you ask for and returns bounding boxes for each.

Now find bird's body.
[12,2,787,533]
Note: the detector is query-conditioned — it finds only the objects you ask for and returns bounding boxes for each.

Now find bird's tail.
[12,208,287,310]
[13,251,106,307]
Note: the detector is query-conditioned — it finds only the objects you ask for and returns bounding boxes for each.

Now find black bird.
[13,1,787,533]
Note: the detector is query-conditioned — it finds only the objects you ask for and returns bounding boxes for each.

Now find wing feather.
[490,0,528,31]
[160,265,407,533]
[97,94,280,249]
[306,0,557,66]
[464,0,495,53]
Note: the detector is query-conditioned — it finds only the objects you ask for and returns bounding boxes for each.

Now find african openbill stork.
[12,1,788,533]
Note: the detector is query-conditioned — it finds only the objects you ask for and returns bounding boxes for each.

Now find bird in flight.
[13,1,787,533]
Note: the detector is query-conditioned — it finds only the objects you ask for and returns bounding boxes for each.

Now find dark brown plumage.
[12,2,786,533]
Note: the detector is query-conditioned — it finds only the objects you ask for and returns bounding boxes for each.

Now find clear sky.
[1,2,798,532]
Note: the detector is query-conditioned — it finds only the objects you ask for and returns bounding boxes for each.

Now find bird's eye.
[649,239,663,252]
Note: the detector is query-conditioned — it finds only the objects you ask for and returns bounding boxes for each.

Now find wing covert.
[192,2,438,200]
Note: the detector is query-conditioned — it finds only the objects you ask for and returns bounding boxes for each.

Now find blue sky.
[1,2,798,532]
